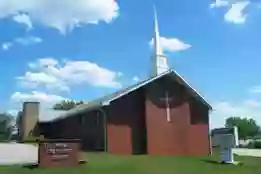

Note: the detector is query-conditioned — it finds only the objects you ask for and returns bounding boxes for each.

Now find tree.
[225,117,260,140]
[0,113,13,141]
[53,100,84,110]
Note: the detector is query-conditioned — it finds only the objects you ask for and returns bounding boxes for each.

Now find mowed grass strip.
[0,153,261,174]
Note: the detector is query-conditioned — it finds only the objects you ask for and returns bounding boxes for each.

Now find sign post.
[211,126,239,164]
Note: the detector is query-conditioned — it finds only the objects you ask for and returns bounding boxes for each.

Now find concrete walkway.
[233,148,261,157]
[0,143,38,165]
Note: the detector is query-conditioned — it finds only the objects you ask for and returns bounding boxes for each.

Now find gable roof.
[41,69,212,123]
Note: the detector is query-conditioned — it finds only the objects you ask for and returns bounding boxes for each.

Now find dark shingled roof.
[41,70,212,123]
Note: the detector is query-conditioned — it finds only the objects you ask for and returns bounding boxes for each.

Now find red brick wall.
[145,76,210,156]
[145,78,188,155]
[146,99,191,155]
[187,125,209,155]
[188,97,210,155]
[107,89,145,154]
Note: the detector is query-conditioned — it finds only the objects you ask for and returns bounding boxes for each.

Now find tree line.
[225,117,261,140]
[0,113,14,141]
[52,100,84,110]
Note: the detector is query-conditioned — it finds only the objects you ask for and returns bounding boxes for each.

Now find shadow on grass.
[201,159,222,165]
[22,160,87,170]
[202,159,246,167]
[22,164,38,170]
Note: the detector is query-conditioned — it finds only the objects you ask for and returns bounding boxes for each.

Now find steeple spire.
[151,5,169,77]
[153,5,163,56]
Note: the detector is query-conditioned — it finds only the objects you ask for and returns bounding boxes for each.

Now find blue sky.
[0,0,261,128]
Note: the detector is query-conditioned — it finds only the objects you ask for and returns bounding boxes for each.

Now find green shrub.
[253,141,261,149]
[246,141,261,149]
[0,134,7,142]
[246,142,255,148]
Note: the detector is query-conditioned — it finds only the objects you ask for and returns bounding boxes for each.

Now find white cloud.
[210,1,251,24]
[117,72,123,77]
[249,86,261,94]
[2,42,13,50]
[211,99,261,128]
[10,91,67,103]
[28,58,58,69]
[210,0,229,8]
[244,99,261,107]
[132,76,140,82]
[2,36,42,51]
[0,0,119,34]
[150,36,191,52]
[17,71,70,91]
[15,36,42,45]
[38,58,58,67]
[17,58,122,92]
[224,1,250,24]
[12,13,33,30]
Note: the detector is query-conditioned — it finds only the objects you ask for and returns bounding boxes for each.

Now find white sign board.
[216,134,234,149]
[212,126,239,148]
[211,126,239,164]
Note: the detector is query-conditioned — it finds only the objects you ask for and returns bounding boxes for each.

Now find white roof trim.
[105,69,212,109]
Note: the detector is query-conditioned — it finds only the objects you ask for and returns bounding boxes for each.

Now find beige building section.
[20,102,40,139]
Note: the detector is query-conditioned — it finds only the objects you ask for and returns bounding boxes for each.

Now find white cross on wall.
[160,91,172,122]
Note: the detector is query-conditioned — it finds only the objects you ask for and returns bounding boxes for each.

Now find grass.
[0,153,261,174]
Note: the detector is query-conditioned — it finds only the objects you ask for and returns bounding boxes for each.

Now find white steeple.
[151,5,169,77]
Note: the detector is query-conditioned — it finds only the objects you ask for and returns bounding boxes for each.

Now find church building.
[20,9,212,156]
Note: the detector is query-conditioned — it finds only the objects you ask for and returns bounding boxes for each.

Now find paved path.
[233,148,261,157]
[0,143,38,165]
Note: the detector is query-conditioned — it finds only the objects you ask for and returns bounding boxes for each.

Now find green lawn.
[0,153,261,174]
